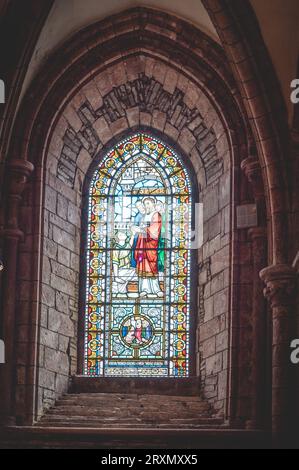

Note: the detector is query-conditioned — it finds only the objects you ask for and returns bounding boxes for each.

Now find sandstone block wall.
[35,54,231,417]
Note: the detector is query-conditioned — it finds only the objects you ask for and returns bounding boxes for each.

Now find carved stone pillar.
[241,155,268,429]
[0,159,34,425]
[260,264,297,436]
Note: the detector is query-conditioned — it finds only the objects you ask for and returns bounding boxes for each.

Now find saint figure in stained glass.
[84,133,192,378]
[133,197,163,297]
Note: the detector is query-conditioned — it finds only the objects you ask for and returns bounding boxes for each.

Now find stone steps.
[56,401,210,412]
[62,392,206,401]
[38,392,219,429]
[39,420,224,428]
[47,407,209,421]
[53,404,211,413]
[40,416,223,426]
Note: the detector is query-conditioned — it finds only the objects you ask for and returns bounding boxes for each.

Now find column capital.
[4,159,34,235]
[241,156,264,199]
[6,158,34,197]
[260,264,297,309]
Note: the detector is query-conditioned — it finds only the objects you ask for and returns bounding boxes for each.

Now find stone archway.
[37,50,236,422]
[1,6,288,438]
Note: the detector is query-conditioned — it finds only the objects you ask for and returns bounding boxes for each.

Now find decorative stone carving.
[260,264,297,309]
[3,159,34,238]
[260,264,297,435]
[6,159,34,196]
[57,73,222,187]
[241,156,264,200]
[241,154,267,226]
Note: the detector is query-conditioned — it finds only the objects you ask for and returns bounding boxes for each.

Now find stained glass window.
[84,133,192,377]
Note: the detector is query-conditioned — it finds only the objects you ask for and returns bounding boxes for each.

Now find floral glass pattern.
[84,133,192,377]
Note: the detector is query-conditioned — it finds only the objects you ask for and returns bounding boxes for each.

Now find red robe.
[135,327,142,343]
[134,212,161,277]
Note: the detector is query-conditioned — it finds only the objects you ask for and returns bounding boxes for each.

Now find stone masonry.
[39,54,231,418]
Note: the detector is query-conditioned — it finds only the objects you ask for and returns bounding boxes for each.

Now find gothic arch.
[36,49,237,421]
[2,6,288,434]
[202,0,291,265]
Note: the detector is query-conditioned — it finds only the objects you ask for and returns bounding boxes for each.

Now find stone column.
[260,264,297,437]
[0,159,34,425]
[241,155,266,221]
[247,227,268,428]
[241,155,268,429]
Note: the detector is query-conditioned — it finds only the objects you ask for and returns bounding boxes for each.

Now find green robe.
[158,214,165,272]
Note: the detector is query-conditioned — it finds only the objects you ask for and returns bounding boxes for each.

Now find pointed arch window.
[84,133,193,377]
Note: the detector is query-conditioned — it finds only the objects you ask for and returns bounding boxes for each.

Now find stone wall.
[198,169,231,415]
[37,54,231,417]
[38,177,81,413]
[2,3,294,436]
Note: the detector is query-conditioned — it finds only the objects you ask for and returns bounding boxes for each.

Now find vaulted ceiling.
[18,0,299,124]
